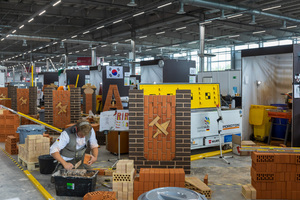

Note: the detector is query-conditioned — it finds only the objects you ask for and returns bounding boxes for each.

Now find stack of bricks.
[113,160,135,200]
[133,168,185,200]
[185,177,212,199]
[129,90,191,174]
[29,86,37,115]
[83,191,117,200]
[7,85,17,111]
[0,110,20,142]
[0,87,11,108]
[250,151,300,199]
[5,135,18,155]
[82,83,97,114]
[18,134,50,163]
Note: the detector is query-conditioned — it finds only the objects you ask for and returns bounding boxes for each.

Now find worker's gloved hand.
[63,162,74,170]
[88,155,97,165]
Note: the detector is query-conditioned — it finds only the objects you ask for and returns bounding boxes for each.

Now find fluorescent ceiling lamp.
[124,53,127,55]
[176,26,186,31]
[28,18,34,23]
[12,30,16,33]
[112,42,118,45]
[200,21,212,25]
[33,49,37,51]
[53,42,58,44]
[206,38,216,41]
[145,49,152,51]
[1,38,5,41]
[253,30,266,34]
[53,0,61,6]
[133,12,144,17]
[83,49,88,51]
[262,5,281,11]
[51,56,54,58]
[75,51,79,53]
[96,26,104,29]
[39,10,46,16]
[115,54,120,56]
[156,31,165,35]
[69,52,73,54]
[28,51,31,53]
[228,35,240,38]
[45,45,49,47]
[71,35,77,38]
[139,35,147,39]
[287,25,297,29]
[39,47,43,49]
[107,55,111,57]
[113,19,122,24]
[188,41,197,44]
[62,39,66,41]
[101,45,107,47]
[19,25,24,29]
[83,31,90,34]
[227,14,243,19]
[56,55,60,57]
[6,35,10,38]
[172,44,179,47]
[157,2,172,9]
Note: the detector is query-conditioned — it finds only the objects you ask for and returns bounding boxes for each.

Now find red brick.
[138,182,144,191]
[144,169,150,182]
[149,169,155,182]
[159,169,164,182]
[154,182,159,189]
[139,169,145,182]
[154,169,160,182]
[148,182,154,190]
[164,169,170,182]
[134,177,139,190]
[170,169,175,182]
[143,182,149,191]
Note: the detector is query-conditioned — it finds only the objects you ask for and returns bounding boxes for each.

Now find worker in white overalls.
[50,119,98,181]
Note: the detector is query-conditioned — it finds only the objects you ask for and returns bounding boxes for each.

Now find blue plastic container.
[17,125,46,144]
[271,118,288,139]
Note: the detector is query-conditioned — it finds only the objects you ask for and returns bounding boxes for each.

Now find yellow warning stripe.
[191,149,232,161]
[0,147,54,200]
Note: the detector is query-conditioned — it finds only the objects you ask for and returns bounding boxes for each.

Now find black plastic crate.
[52,169,98,197]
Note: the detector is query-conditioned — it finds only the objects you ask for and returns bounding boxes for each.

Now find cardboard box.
[232,135,256,156]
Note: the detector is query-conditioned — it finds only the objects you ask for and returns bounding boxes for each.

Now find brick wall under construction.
[83,89,96,114]
[44,87,81,133]
[128,89,191,174]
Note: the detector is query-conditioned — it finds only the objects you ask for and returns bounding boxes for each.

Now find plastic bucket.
[17,125,46,144]
[39,155,56,174]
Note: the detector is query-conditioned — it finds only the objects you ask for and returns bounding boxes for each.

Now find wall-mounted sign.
[77,57,92,66]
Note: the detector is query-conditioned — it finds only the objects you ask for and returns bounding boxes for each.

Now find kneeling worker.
[50,119,98,171]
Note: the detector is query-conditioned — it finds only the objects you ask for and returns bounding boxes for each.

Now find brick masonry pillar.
[29,86,37,115]
[8,85,17,111]
[129,89,191,174]
[70,88,81,123]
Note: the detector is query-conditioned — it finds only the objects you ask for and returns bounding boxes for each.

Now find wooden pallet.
[18,156,39,171]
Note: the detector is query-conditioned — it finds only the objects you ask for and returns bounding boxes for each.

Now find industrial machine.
[140,83,242,150]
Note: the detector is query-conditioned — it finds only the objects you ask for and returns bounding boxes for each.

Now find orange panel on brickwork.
[17,89,29,114]
[52,90,71,129]
[0,87,8,98]
[144,95,176,161]
[0,110,20,142]
[85,93,93,114]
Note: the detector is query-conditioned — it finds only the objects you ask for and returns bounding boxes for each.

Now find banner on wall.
[77,57,92,66]
[106,66,123,79]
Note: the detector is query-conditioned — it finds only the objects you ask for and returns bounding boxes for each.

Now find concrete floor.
[0,143,253,200]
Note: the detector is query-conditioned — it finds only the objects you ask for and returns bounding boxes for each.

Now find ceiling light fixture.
[228,35,240,38]
[6,35,10,38]
[227,14,243,19]
[200,21,212,25]
[146,49,152,51]
[177,2,185,14]
[139,35,147,39]
[262,5,281,11]
[249,15,256,25]
[188,41,197,44]
[206,38,217,41]
[39,47,43,49]
[75,51,79,53]
[172,44,179,47]
[101,45,107,47]
[287,25,297,29]
[127,0,137,7]
[157,2,172,9]
[253,30,266,34]
[19,25,24,29]
[156,31,165,35]
[115,54,120,56]
[107,55,111,57]
[1,38,4,42]
[113,19,122,24]
[12,30,16,34]
[71,35,77,38]
[45,45,49,47]
[28,18,34,23]
[53,0,61,6]
[39,10,46,16]
[96,25,104,29]
[83,49,88,51]
[53,42,58,45]
[133,12,144,17]
[176,26,186,31]
[83,31,90,34]
[62,39,66,42]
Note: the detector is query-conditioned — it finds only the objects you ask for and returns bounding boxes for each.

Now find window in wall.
[263,40,278,47]
[209,47,231,71]
[235,45,248,51]
[279,39,292,45]
[135,66,141,75]
[249,43,259,49]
